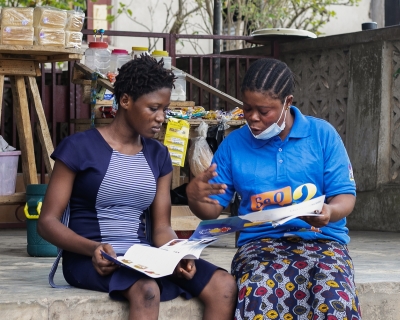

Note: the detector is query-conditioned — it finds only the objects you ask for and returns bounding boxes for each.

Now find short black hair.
[114,54,175,103]
[241,58,295,102]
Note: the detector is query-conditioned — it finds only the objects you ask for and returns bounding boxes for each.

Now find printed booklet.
[189,195,326,240]
[102,195,325,278]
[101,238,217,278]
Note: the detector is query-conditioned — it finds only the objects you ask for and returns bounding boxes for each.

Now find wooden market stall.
[0,45,83,206]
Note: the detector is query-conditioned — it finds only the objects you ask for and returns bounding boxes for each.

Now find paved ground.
[0,229,399,319]
[1,229,399,297]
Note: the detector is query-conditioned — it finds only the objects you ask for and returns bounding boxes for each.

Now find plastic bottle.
[84,42,111,75]
[107,49,131,83]
[109,49,131,72]
[151,50,172,70]
[131,46,149,59]
[171,70,186,101]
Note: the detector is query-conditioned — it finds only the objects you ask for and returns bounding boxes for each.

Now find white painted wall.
[319,0,382,36]
[110,0,213,54]
[106,0,382,51]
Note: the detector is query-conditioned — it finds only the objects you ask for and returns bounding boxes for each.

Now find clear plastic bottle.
[171,70,186,101]
[109,49,131,72]
[131,46,149,59]
[107,49,131,83]
[84,42,111,75]
[151,50,172,70]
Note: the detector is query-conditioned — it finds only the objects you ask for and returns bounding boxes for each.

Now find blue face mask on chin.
[248,96,289,140]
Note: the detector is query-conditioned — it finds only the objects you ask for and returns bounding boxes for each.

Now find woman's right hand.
[92,243,119,276]
[186,163,227,205]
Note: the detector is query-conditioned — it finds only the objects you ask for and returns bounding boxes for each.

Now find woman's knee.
[127,278,160,303]
[203,270,237,303]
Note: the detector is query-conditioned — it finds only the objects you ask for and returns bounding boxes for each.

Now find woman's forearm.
[327,194,356,222]
[152,226,177,247]
[187,199,223,220]
[37,216,99,256]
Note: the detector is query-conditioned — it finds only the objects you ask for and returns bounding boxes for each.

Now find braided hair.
[241,58,295,102]
[114,54,176,103]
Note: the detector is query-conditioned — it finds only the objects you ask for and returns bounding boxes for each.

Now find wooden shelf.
[0,192,25,205]
[0,45,84,62]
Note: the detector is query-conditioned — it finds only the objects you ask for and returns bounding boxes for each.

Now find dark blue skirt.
[62,250,220,301]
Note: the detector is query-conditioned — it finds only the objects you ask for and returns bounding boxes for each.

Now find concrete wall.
[277,26,400,231]
[177,26,400,232]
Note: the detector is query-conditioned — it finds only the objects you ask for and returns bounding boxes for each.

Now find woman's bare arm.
[38,160,118,275]
[302,194,356,228]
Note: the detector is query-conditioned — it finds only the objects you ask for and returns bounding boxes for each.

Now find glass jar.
[84,42,111,75]
[151,50,171,70]
[131,46,149,59]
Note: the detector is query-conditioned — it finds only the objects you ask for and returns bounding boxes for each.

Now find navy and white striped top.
[51,128,173,254]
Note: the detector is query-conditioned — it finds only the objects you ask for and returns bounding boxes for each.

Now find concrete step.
[0,230,399,320]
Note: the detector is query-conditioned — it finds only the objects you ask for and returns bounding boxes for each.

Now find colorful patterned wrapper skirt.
[231,238,362,320]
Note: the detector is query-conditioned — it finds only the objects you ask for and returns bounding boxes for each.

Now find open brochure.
[189,195,326,240]
[101,195,325,278]
[101,237,217,278]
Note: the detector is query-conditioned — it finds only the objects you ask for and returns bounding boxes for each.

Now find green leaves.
[0,0,86,9]
[222,0,361,36]
[393,68,400,79]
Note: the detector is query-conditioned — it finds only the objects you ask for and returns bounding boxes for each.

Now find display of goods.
[35,27,65,46]
[164,118,190,167]
[65,10,85,31]
[65,31,82,48]
[33,6,67,29]
[1,7,34,26]
[0,26,34,45]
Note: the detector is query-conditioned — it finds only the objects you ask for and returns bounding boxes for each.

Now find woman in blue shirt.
[187,58,361,319]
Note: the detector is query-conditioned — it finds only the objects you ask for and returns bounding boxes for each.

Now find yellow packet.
[164,118,190,167]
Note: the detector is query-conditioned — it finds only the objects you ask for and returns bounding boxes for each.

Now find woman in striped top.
[38,55,237,320]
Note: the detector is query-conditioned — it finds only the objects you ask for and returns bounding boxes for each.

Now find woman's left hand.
[301,203,332,228]
[173,259,196,280]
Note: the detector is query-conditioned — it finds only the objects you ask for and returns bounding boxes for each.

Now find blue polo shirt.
[211,106,356,246]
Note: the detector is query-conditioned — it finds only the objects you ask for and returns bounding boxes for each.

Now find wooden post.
[0,75,4,129]
[10,76,38,186]
[35,124,52,178]
[26,76,54,174]
[171,166,181,190]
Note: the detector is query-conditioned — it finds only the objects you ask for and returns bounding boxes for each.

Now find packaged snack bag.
[65,31,83,48]
[33,6,67,29]
[0,26,34,45]
[164,118,190,167]
[1,7,34,27]
[34,27,65,46]
[65,10,85,31]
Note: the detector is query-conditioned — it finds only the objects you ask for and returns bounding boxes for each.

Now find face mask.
[248,97,288,140]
